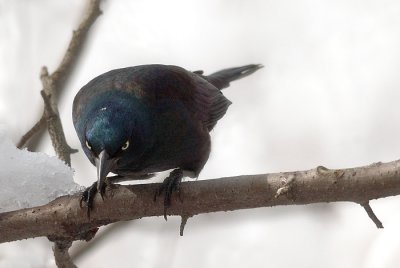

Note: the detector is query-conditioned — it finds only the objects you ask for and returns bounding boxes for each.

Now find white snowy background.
[1,0,400,267]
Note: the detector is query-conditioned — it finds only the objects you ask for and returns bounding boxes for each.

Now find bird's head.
[81,96,151,195]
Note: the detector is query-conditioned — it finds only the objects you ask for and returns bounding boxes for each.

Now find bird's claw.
[80,182,98,218]
[154,169,183,220]
[80,181,107,218]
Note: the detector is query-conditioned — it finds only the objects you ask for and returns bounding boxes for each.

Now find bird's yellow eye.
[85,140,92,150]
[121,140,130,150]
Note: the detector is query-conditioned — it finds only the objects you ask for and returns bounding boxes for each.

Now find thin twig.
[180,215,190,236]
[50,0,103,93]
[361,202,384,229]
[16,114,46,149]
[0,159,397,243]
[16,0,102,150]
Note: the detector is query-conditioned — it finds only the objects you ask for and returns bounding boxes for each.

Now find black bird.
[73,64,262,217]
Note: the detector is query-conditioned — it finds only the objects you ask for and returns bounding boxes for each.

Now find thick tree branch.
[1,159,398,243]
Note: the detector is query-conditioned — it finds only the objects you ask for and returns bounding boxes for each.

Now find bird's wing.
[188,73,232,130]
[134,65,232,131]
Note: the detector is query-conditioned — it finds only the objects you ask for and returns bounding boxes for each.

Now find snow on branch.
[1,159,399,243]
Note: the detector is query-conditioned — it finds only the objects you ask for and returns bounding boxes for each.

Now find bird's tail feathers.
[205,64,263,90]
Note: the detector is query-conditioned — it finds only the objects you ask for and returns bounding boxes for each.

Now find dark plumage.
[73,64,262,217]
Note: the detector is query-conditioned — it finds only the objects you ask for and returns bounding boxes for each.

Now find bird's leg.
[154,168,184,220]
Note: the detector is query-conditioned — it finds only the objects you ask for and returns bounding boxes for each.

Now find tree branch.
[49,0,102,92]
[16,114,46,149]
[360,201,384,228]
[53,241,77,268]
[1,160,398,243]
[40,86,75,166]
[18,0,102,266]
[16,0,102,150]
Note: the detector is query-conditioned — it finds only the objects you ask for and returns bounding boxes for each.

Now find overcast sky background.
[1,0,400,267]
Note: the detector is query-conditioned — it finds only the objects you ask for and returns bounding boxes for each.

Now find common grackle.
[73,64,262,218]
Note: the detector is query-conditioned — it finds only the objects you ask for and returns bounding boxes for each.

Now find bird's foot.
[154,169,183,220]
[80,179,107,218]
[80,182,98,218]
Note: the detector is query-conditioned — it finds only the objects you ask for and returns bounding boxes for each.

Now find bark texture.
[1,160,398,243]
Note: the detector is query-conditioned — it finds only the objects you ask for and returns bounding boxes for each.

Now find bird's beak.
[95,150,113,198]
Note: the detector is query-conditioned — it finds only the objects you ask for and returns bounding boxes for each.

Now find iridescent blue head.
[85,107,131,156]
[77,91,152,195]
